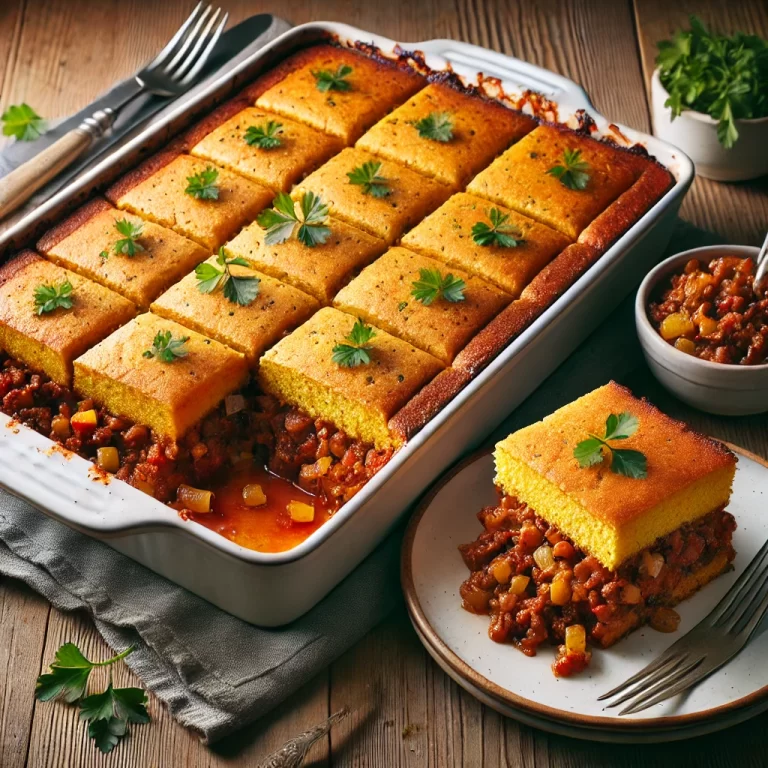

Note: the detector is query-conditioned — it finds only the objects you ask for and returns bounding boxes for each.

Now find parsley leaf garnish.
[195,247,260,306]
[184,166,219,199]
[142,330,190,363]
[256,191,331,247]
[546,148,591,190]
[243,120,283,149]
[471,208,524,247]
[110,218,145,257]
[411,268,466,306]
[36,643,148,754]
[332,317,376,368]
[34,280,74,315]
[656,15,768,149]
[347,161,391,197]
[312,64,353,92]
[573,411,648,479]
[412,111,454,142]
[1,103,46,141]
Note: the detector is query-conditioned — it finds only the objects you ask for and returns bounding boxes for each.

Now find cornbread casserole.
[0,41,675,552]
[459,382,737,676]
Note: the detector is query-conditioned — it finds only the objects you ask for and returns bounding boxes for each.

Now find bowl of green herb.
[651,16,768,181]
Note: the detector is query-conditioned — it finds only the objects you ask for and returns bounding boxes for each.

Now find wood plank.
[0,578,50,768]
[0,1,25,108]
[633,0,768,245]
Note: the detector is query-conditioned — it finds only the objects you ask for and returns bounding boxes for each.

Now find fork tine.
[732,561,768,635]
[172,7,224,81]
[146,2,206,70]
[601,654,688,708]
[160,4,213,75]
[597,649,684,701]
[179,12,228,85]
[711,539,768,627]
[619,656,709,715]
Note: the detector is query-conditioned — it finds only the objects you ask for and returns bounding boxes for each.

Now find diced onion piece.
[225,394,246,416]
[565,624,586,654]
[242,483,267,507]
[177,484,213,514]
[550,574,572,606]
[71,409,97,433]
[660,311,694,340]
[96,447,119,473]
[533,544,555,571]
[509,575,530,596]
[641,550,665,579]
[649,607,681,633]
[674,338,696,355]
[697,315,718,336]
[133,479,155,497]
[490,559,512,584]
[51,415,71,440]
[288,500,315,523]
[620,583,642,604]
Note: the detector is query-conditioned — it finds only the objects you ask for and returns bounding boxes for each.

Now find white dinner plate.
[402,444,768,737]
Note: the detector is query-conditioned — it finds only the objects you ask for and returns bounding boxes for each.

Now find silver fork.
[598,538,768,715]
[0,2,228,219]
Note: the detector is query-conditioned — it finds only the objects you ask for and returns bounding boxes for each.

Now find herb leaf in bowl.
[656,15,768,149]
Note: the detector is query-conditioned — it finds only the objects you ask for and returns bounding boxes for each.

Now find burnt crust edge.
[0,249,42,287]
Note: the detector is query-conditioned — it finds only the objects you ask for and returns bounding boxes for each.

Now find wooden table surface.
[1,1,767,766]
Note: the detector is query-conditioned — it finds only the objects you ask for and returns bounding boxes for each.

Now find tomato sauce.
[190,462,332,553]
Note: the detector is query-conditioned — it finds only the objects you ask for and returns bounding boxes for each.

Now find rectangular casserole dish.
[0,21,694,626]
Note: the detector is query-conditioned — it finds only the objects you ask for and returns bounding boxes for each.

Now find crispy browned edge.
[36,197,113,253]
[0,249,41,287]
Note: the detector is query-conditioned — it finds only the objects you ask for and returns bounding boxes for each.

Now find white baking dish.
[0,21,694,626]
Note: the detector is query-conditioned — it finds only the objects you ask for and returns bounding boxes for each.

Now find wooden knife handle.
[0,128,93,219]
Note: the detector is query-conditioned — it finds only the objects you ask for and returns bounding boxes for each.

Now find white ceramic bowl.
[651,68,768,182]
[636,244,768,415]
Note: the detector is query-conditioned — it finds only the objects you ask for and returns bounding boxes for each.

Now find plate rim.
[400,440,768,731]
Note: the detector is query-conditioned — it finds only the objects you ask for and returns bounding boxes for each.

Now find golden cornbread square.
[401,193,572,297]
[334,247,509,365]
[0,251,136,385]
[357,84,535,188]
[109,154,273,250]
[190,107,344,192]
[494,381,737,571]
[37,199,208,310]
[467,125,639,240]
[225,216,386,304]
[294,148,452,245]
[258,307,443,449]
[256,45,423,144]
[73,313,248,441]
[150,257,318,365]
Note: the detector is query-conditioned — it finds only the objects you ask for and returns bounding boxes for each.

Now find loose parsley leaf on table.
[471,208,524,247]
[244,120,284,149]
[34,280,74,315]
[412,111,454,142]
[312,64,353,92]
[184,166,219,199]
[332,317,376,368]
[573,411,648,479]
[411,268,466,306]
[143,330,190,363]
[110,218,145,257]
[347,161,391,197]
[656,15,768,149]
[1,103,46,141]
[257,191,331,247]
[546,148,591,190]
[195,247,260,306]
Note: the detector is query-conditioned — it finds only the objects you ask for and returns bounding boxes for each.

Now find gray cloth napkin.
[0,222,720,743]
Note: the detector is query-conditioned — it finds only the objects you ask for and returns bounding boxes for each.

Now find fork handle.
[0,108,115,220]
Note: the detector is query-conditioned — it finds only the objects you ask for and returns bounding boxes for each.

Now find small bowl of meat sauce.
[636,244,768,415]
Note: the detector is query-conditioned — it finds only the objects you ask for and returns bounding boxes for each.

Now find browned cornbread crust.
[36,197,113,253]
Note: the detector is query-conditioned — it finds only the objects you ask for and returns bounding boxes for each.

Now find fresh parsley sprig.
[546,148,591,190]
[1,103,46,141]
[312,64,353,92]
[143,330,190,363]
[34,280,74,315]
[412,111,454,142]
[185,166,219,199]
[35,642,149,754]
[244,120,284,149]
[411,268,466,306]
[347,161,391,197]
[257,191,331,247]
[471,208,524,247]
[656,16,768,149]
[195,247,260,306]
[573,412,648,479]
[109,218,145,258]
[332,317,376,368]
